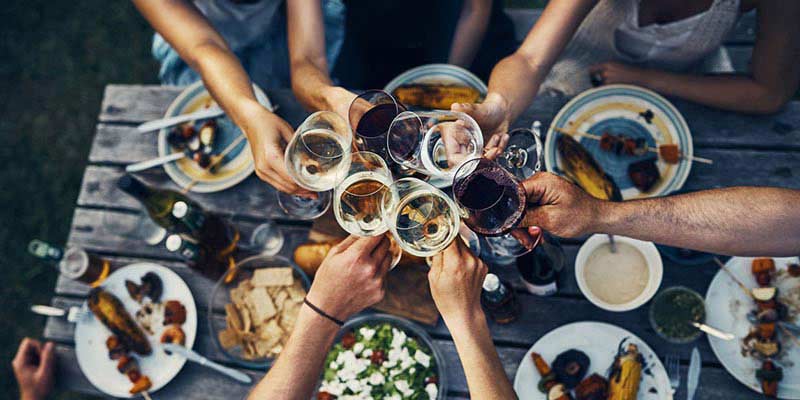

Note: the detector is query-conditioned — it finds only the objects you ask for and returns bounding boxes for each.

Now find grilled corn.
[608,343,642,400]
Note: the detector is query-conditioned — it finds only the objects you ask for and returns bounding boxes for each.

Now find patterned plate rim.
[384,63,488,95]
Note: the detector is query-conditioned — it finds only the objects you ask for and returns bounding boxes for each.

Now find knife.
[125,151,189,172]
[137,106,224,133]
[162,343,252,384]
[687,347,701,400]
[690,321,735,341]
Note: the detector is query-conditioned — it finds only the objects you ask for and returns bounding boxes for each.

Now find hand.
[13,338,56,400]
[241,106,313,196]
[588,62,648,87]
[306,235,393,321]
[483,132,510,160]
[322,86,358,124]
[520,172,605,238]
[452,92,510,142]
[428,238,488,326]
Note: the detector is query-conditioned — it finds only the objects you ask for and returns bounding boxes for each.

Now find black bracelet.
[303,297,344,326]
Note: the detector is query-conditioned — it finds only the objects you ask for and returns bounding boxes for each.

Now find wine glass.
[277,111,353,219]
[494,121,544,180]
[387,110,483,182]
[383,177,461,258]
[348,90,405,160]
[333,151,402,267]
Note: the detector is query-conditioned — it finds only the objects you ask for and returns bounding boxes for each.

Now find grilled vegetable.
[757,360,782,398]
[608,343,642,400]
[552,349,590,389]
[532,352,558,393]
[88,288,152,355]
[547,383,572,400]
[628,157,660,193]
[556,134,621,201]
[129,375,152,395]
[752,258,776,275]
[392,84,481,110]
[574,373,609,400]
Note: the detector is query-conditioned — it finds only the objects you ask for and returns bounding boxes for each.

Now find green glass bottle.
[165,234,229,280]
[171,201,240,260]
[116,175,197,231]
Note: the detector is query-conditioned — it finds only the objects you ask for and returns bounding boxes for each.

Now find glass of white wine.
[387,110,483,183]
[383,177,460,258]
[333,151,402,267]
[277,111,353,219]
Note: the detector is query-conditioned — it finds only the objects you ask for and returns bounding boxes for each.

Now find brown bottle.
[480,273,520,324]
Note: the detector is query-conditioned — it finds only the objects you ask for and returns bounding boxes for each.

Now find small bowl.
[649,286,706,344]
[208,254,311,369]
[575,234,663,312]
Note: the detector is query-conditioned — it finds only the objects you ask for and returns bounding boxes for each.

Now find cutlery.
[125,151,191,172]
[689,321,735,340]
[666,353,681,394]
[31,304,90,323]
[137,106,224,133]
[687,347,701,400]
[162,343,251,384]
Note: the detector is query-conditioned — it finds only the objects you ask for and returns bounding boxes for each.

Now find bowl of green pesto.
[649,286,707,343]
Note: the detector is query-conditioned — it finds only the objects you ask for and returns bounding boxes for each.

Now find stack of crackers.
[217,267,306,359]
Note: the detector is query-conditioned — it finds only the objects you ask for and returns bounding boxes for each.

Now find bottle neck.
[483,281,509,303]
[119,176,153,201]
[28,240,65,263]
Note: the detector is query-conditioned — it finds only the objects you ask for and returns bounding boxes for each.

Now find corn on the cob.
[556,134,622,202]
[608,343,642,400]
[392,85,481,110]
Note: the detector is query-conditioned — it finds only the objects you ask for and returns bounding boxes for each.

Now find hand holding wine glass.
[521,171,603,238]
[451,92,511,142]
[427,238,487,326]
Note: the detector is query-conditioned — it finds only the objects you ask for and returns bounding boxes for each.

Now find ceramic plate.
[384,63,488,98]
[544,85,692,199]
[157,81,273,193]
[75,263,198,398]
[705,256,800,397]
[514,321,671,400]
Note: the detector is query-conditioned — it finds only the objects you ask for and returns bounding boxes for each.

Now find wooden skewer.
[713,257,754,299]
[142,391,153,400]
[554,127,714,165]
[180,134,248,194]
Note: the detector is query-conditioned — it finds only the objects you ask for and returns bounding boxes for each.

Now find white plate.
[384,63,488,98]
[75,263,198,398]
[158,81,273,193]
[545,85,692,199]
[705,256,800,398]
[514,321,672,400]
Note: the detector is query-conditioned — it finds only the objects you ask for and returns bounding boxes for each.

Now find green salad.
[318,323,439,399]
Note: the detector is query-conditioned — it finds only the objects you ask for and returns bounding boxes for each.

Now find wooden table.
[43,85,800,399]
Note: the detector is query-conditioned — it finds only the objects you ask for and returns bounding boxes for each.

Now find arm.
[132,0,303,193]
[286,0,355,120]
[248,235,392,399]
[591,0,800,114]
[521,172,800,256]
[428,240,517,399]
[453,0,598,138]
[447,0,493,68]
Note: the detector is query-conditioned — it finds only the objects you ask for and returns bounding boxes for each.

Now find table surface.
[42,84,800,399]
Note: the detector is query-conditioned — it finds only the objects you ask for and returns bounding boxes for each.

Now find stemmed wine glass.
[387,110,483,183]
[495,121,544,180]
[383,177,461,258]
[332,151,402,267]
[277,111,353,220]
[348,90,405,160]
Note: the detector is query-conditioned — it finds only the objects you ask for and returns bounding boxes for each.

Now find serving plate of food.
[544,84,693,200]
[705,256,800,398]
[317,313,446,399]
[157,81,273,193]
[74,263,197,397]
[514,321,671,400]
[384,64,487,110]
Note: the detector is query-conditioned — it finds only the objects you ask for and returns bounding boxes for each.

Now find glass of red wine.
[348,90,405,161]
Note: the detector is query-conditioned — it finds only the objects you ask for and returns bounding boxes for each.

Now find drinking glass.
[247,221,285,256]
[387,110,483,182]
[494,122,543,180]
[277,111,353,219]
[349,90,405,160]
[384,177,460,258]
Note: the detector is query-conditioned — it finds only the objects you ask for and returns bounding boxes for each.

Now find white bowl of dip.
[575,234,663,312]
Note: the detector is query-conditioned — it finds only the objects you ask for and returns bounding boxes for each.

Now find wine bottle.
[480,273,519,324]
[171,201,240,260]
[28,239,111,287]
[165,234,230,280]
[116,175,197,231]
[516,232,565,296]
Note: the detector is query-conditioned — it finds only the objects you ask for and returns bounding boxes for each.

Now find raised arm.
[521,172,800,257]
[448,0,493,68]
[453,0,598,138]
[248,235,392,399]
[428,239,517,400]
[132,0,304,194]
[286,0,355,120]
[590,1,800,114]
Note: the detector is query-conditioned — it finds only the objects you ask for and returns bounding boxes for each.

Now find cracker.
[247,287,277,323]
[251,267,294,287]
[286,280,306,302]
[273,289,289,310]
[230,287,247,305]
[218,328,239,350]
[225,304,243,332]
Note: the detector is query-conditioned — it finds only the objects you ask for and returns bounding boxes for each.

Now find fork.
[31,304,91,323]
[665,353,681,394]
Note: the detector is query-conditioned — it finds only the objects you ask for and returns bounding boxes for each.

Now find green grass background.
[0,1,544,399]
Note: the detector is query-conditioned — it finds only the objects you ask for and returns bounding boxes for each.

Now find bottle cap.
[165,234,182,252]
[172,201,189,218]
[482,273,501,292]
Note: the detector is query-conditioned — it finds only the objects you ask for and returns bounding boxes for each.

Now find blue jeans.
[152,0,345,88]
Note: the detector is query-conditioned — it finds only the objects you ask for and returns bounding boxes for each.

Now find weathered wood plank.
[726,45,753,74]
[682,148,800,190]
[77,165,297,221]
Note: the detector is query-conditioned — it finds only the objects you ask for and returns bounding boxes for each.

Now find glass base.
[250,222,285,256]
[277,191,331,220]
[485,232,536,258]
[500,129,542,180]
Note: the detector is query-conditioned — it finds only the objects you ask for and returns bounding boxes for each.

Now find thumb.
[522,173,551,206]
[36,342,55,379]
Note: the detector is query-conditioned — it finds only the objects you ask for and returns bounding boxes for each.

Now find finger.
[331,235,359,254]
[258,167,296,194]
[520,207,548,228]
[268,165,304,194]
[370,236,391,262]
[521,172,550,205]
[485,133,500,149]
[37,342,56,378]
[377,250,394,277]
[348,235,385,255]
[497,133,510,150]
[13,338,38,368]
[528,226,543,240]
[510,228,537,250]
